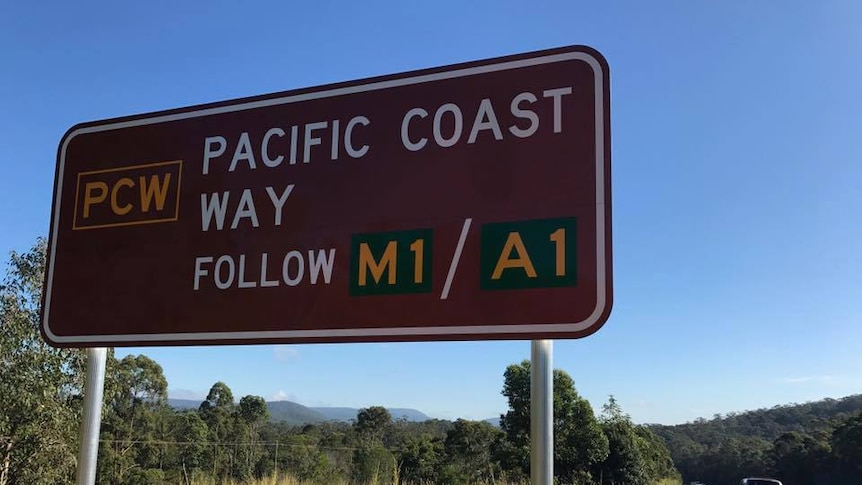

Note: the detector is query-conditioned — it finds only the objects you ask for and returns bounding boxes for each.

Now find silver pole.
[76,347,107,485]
[530,339,553,485]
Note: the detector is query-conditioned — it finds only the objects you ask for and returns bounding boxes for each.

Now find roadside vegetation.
[2,238,860,484]
[652,395,862,484]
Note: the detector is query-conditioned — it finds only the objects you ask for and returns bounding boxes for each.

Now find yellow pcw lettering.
[82,181,108,218]
[110,177,135,215]
[139,174,171,212]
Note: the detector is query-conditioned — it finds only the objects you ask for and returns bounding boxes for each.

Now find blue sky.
[2,1,861,425]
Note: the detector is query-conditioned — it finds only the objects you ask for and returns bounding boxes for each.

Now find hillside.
[649,394,862,484]
[268,401,328,424]
[311,406,430,422]
[649,394,862,444]
[484,417,502,427]
[167,398,202,410]
[387,408,431,421]
[168,398,430,424]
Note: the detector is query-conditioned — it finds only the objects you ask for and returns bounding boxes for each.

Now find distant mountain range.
[167,398,432,425]
[484,417,502,427]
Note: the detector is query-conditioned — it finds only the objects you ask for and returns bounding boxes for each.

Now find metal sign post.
[76,347,107,485]
[531,339,553,485]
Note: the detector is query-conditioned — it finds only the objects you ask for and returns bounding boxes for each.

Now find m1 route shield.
[41,45,612,347]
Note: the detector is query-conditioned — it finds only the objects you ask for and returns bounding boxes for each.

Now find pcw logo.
[73,160,182,230]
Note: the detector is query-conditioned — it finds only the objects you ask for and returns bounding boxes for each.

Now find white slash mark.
[441,218,473,300]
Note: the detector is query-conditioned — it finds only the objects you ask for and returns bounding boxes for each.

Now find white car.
[740,479,783,485]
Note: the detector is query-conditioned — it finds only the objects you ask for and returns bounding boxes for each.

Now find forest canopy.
[2,239,860,485]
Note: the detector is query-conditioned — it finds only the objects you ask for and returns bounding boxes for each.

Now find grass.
[189,475,494,485]
[189,476,681,485]
[190,474,335,485]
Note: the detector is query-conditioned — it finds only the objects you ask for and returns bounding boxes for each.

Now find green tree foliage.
[351,445,396,485]
[234,395,270,480]
[6,235,852,485]
[193,382,273,482]
[634,426,680,483]
[398,435,444,484]
[239,396,268,425]
[830,412,862,482]
[200,381,237,481]
[651,394,862,447]
[600,397,648,485]
[653,397,862,484]
[700,436,774,485]
[553,372,609,483]
[173,410,209,480]
[201,381,235,412]
[260,421,351,483]
[771,430,832,485]
[352,406,395,484]
[355,405,392,445]
[443,419,503,484]
[0,238,84,485]
[499,360,609,483]
[97,352,170,483]
[598,396,680,485]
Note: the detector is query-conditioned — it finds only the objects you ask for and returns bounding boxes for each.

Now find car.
[740,478,783,485]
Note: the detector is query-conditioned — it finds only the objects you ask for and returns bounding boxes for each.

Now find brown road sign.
[41,45,612,347]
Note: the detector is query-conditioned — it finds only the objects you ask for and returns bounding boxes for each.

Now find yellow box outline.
[72,160,183,230]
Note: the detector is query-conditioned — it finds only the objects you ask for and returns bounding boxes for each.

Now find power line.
[97,439,361,451]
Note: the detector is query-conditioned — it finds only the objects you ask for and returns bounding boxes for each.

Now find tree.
[234,395,269,480]
[554,373,609,483]
[597,395,681,485]
[831,413,862,481]
[200,381,234,412]
[352,446,396,485]
[238,395,268,425]
[634,426,681,484]
[599,397,648,485]
[199,381,236,480]
[499,360,609,483]
[650,394,862,483]
[695,436,773,485]
[398,435,444,484]
[97,353,170,483]
[443,419,503,484]
[355,406,392,444]
[0,238,85,485]
[771,431,832,485]
[498,361,532,477]
[172,411,208,480]
[353,406,395,483]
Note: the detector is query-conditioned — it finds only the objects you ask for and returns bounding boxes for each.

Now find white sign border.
[43,48,610,345]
